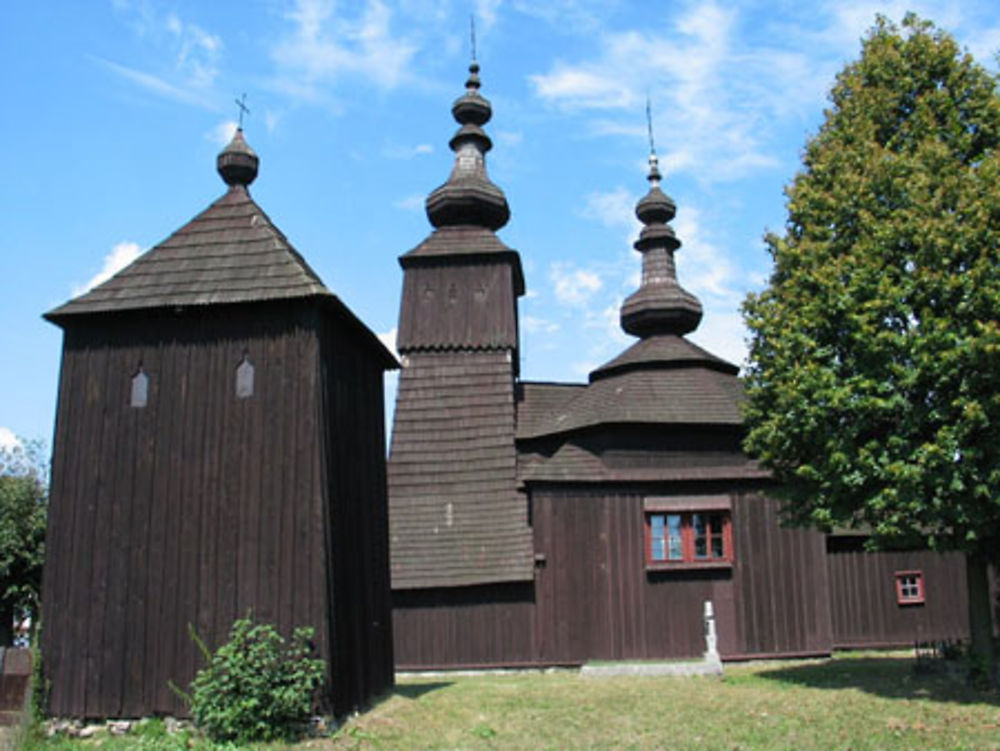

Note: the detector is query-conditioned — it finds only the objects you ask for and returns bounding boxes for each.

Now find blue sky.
[2,0,999,449]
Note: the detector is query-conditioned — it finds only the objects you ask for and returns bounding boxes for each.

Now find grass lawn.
[21,653,1000,750]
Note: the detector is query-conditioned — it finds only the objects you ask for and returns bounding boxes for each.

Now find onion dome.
[217,127,259,187]
[620,153,702,337]
[425,62,510,231]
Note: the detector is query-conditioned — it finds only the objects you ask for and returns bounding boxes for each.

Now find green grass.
[20,653,1000,750]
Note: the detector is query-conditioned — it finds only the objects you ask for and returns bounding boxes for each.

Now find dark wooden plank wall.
[730,493,833,658]
[392,584,536,668]
[391,486,843,666]
[532,488,733,662]
[319,316,395,714]
[43,305,330,718]
[826,537,969,647]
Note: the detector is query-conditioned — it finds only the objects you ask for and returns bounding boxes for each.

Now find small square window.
[895,570,925,605]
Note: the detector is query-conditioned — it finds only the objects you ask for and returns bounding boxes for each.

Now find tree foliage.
[742,14,1000,557]
[0,439,47,642]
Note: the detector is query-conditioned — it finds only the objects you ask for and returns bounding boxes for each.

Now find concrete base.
[581,656,723,678]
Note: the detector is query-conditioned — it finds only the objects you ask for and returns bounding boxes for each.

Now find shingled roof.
[515,150,746,444]
[518,442,767,484]
[516,364,745,440]
[46,128,338,322]
[46,186,331,319]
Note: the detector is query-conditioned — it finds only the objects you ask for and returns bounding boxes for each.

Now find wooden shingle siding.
[388,351,533,589]
[825,537,968,647]
[397,262,519,352]
[400,226,525,294]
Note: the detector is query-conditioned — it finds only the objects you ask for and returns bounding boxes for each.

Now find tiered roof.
[517,147,748,452]
[388,61,534,589]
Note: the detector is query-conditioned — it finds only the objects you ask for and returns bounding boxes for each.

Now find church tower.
[388,62,534,595]
[43,128,396,717]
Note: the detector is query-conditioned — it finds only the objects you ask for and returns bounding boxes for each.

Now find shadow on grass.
[393,681,453,701]
[752,656,1000,706]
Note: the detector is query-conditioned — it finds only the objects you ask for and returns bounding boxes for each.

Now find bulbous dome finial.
[620,150,702,338]
[217,127,258,187]
[425,61,510,231]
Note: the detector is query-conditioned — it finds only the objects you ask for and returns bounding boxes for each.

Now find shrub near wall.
[184,616,325,743]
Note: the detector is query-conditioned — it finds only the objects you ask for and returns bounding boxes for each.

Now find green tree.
[0,439,47,645]
[742,13,1000,675]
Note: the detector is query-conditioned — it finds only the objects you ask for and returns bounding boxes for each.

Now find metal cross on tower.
[235,93,250,129]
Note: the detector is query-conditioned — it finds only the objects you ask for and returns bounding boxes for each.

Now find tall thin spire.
[470,15,477,62]
[646,94,655,157]
[619,105,701,338]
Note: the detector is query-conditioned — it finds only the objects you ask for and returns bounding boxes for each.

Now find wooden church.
[42,57,975,720]
[387,63,971,668]
[42,129,396,717]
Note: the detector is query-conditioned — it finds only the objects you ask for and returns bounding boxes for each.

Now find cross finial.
[235,93,250,129]
[646,94,656,156]
[470,15,477,62]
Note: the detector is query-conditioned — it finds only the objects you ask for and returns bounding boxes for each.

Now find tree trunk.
[965,553,997,685]
[0,599,13,647]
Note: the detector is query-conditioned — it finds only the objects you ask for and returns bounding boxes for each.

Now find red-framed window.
[895,570,925,605]
[645,511,732,567]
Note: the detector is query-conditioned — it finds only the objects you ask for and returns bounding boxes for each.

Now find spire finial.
[645,95,662,188]
[470,15,477,62]
[646,94,655,156]
[234,93,250,129]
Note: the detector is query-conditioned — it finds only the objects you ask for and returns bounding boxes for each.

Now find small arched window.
[130,366,148,408]
[236,353,254,399]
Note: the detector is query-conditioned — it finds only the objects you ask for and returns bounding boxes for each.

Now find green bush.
[185,616,326,743]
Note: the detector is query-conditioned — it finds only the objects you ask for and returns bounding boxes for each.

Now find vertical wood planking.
[44,301,393,717]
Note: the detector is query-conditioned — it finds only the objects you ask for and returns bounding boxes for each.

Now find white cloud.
[104,5,223,106]
[96,58,217,109]
[382,142,434,159]
[672,206,735,300]
[522,315,560,335]
[582,187,637,231]
[394,194,425,212]
[166,14,222,88]
[529,66,636,110]
[0,428,20,452]
[73,241,143,296]
[209,120,239,146]
[475,0,503,32]
[495,131,523,147]
[550,263,603,306]
[526,1,839,183]
[378,328,399,357]
[264,110,280,133]
[271,0,419,98]
[689,311,748,371]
